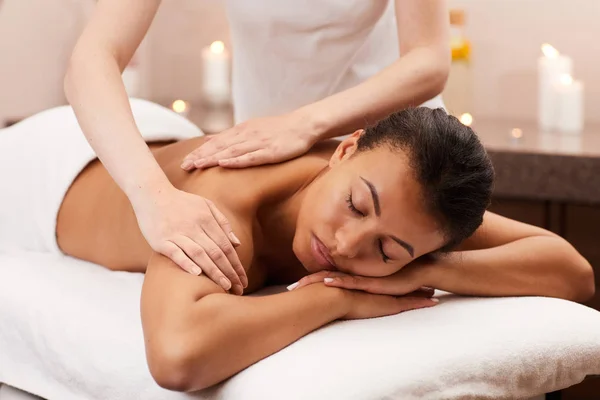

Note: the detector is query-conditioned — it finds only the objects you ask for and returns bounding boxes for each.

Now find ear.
[329,130,364,167]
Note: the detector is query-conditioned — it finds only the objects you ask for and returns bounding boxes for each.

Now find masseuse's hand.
[289,268,427,297]
[180,111,319,170]
[133,186,248,295]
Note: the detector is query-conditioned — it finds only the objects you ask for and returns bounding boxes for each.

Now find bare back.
[56,136,337,284]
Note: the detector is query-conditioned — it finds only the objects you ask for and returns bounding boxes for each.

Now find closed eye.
[378,239,390,263]
[347,191,391,262]
[346,192,364,217]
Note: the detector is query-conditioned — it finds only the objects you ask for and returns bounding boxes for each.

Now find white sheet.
[1,252,600,400]
[0,99,201,254]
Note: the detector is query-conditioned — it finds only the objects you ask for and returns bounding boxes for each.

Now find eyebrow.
[360,176,415,258]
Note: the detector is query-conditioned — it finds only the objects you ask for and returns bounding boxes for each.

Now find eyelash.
[346,191,390,263]
[345,192,364,216]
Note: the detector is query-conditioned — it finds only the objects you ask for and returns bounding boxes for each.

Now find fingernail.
[192,266,202,275]
[229,232,241,246]
[181,160,193,169]
[324,278,334,283]
[431,298,439,303]
[233,284,243,295]
[287,282,299,291]
[220,277,231,290]
[241,275,249,288]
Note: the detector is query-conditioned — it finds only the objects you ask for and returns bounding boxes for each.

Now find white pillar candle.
[202,41,231,106]
[538,44,572,130]
[553,74,584,134]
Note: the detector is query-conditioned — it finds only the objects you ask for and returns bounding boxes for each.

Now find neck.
[256,159,328,281]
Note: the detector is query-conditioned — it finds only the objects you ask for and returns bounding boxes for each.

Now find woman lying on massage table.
[55,107,593,391]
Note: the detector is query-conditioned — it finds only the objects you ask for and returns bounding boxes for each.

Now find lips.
[311,234,336,269]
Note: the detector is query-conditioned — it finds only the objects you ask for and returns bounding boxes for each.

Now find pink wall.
[0,0,598,125]
[448,0,600,123]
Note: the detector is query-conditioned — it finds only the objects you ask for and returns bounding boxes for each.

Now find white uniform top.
[226,0,444,123]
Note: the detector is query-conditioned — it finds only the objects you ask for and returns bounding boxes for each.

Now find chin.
[292,232,320,274]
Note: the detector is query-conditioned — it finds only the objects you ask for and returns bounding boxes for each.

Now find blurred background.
[0,0,598,125]
[0,1,599,397]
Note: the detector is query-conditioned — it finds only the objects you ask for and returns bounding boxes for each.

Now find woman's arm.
[141,209,437,391]
[418,212,595,302]
[141,253,346,391]
[181,0,450,169]
[64,0,246,288]
[293,212,594,303]
[302,0,451,138]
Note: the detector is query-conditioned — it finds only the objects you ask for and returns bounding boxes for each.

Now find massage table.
[1,251,600,400]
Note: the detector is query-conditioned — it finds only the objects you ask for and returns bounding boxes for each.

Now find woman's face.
[293,132,446,277]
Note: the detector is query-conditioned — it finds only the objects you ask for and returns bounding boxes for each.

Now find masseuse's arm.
[182,0,450,169]
[64,0,247,293]
[297,212,595,303]
[300,0,451,136]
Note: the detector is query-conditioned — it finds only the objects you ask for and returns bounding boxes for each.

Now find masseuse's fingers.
[177,235,244,295]
[181,129,241,170]
[160,241,202,276]
[205,201,248,288]
[194,142,263,170]
[205,200,241,247]
[191,232,245,295]
[218,149,275,169]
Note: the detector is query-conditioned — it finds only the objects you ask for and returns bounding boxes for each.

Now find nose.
[334,223,370,259]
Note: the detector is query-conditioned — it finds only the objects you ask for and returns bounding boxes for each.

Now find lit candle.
[538,44,572,130]
[459,112,473,127]
[553,74,584,134]
[202,41,231,106]
[171,99,190,117]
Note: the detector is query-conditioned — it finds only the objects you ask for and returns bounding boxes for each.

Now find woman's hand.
[289,270,438,320]
[132,185,248,295]
[180,111,320,170]
[341,288,438,320]
[289,267,427,297]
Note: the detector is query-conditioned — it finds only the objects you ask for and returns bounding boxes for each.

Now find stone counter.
[472,120,600,205]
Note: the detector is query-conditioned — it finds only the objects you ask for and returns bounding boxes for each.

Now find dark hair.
[356,107,494,252]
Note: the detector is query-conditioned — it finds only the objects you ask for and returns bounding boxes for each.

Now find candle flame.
[541,43,559,58]
[210,41,225,54]
[559,74,573,85]
[511,128,523,139]
[459,113,473,126]
[172,99,188,113]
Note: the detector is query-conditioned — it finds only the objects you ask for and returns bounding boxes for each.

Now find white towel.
[1,252,600,400]
[0,99,202,254]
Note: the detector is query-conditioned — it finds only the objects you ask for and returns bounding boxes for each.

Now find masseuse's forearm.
[420,236,594,302]
[157,283,346,391]
[300,47,450,138]
[64,50,170,202]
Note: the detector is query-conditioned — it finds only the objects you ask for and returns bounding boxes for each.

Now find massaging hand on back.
[181,111,319,170]
[132,187,248,295]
